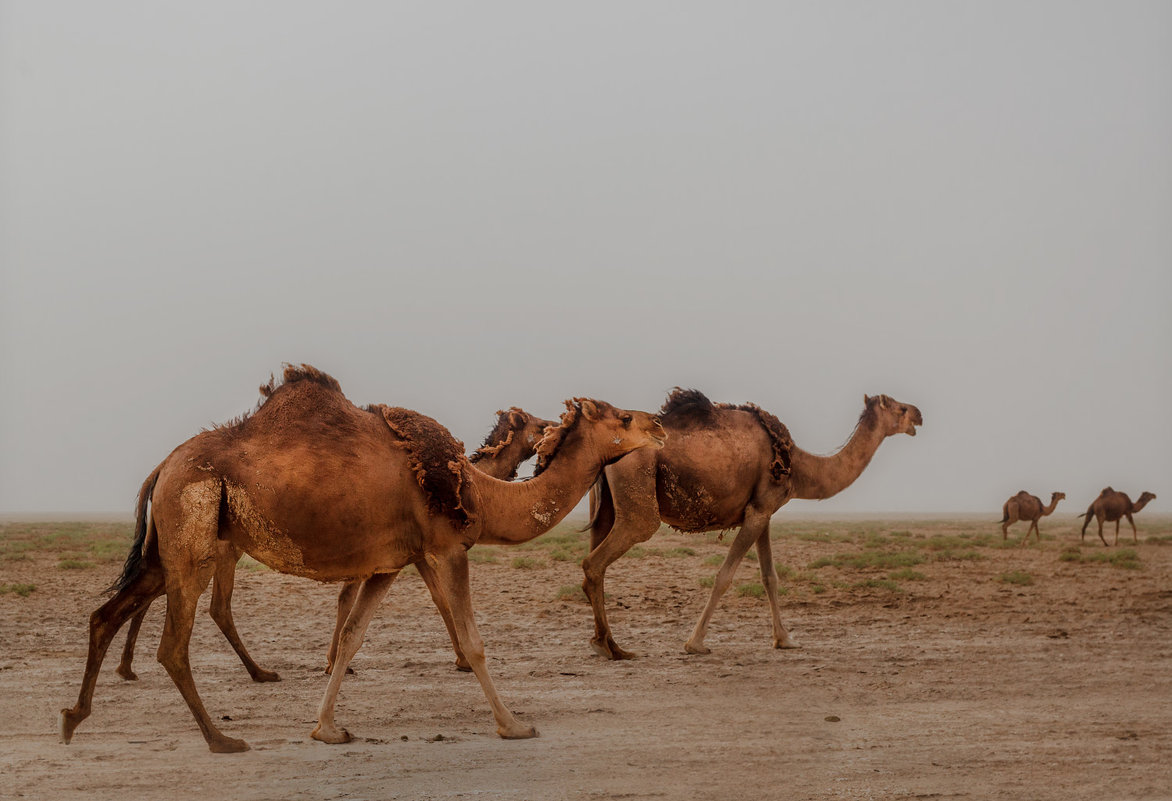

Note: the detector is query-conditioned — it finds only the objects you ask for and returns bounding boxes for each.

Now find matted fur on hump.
[661,387,792,483]
[373,405,472,528]
[214,363,347,433]
[532,400,583,476]
[469,408,525,465]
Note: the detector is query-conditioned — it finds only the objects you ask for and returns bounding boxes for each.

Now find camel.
[112,407,554,683]
[1080,487,1157,546]
[60,365,664,753]
[999,491,1065,544]
[585,391,921,659]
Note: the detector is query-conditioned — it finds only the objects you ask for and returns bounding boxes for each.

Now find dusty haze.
[1,2,1169,515]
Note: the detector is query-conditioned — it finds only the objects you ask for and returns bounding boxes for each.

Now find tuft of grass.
[555,585,588,603]
[666,547,696,558]
[0,583,36,597]
[625,546,649,560]
[698,576,714,588]
[997,570,1034,586]
[510,556,541,570]
[810,551,924,571]
[57,559,95,570]
[467,548,499,564]
[737,582,765,598]
[888,568,927,581]
[932,549,985,562]
[810,583,827,594]
[703,554,724,566]
[1062,548,1142,570]
[550,546,586,562]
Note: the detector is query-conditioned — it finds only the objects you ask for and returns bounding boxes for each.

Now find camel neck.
[473,437,531,481]
[789,419,887,501]
[1042,497,1062,516]
[1131,497,1152,514]
[472,433,602,545]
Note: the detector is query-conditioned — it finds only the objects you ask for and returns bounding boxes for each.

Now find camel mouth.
[906,425,918,437]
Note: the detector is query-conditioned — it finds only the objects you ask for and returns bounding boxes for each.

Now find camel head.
[534,398,666,475]
[1052,492,1067,502]
[864,394,923,438]
[1137,491,1157,506]
[516,410,558,451]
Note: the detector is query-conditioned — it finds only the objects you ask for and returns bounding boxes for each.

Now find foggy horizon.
[2,3,1169,517]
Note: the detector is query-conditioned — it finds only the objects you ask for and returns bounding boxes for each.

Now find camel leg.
[754,530,797,649]
[1127,514,1138,544]
[312,572,397,744]
[685,511,769,655]
[581,511,660,660]
[415,559,471,672]
[428,548,536,739]
[115,608,149,681]
[1096,516,1108,547]
[60,565,165,743]
[1114,520,1121,547]
[208,547,280,682]
[324,581,360,675]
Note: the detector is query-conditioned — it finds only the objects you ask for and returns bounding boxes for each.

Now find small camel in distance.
[1080,487,1157,546]
[999,491,1065,544]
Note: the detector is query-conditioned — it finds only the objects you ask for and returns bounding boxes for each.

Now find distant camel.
[1080,487,1157,546]
[999,491,1065,544]
[113,407,554,683]
[60,365,665,752]
[585,391,921,659]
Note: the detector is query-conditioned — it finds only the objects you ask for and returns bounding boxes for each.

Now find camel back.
[660,388,793,483]
[374,405,473,528]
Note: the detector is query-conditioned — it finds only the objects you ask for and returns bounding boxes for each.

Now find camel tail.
[108,463,163,593]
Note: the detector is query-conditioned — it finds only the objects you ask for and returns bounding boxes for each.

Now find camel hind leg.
[754,529,797,648]
[207,543,280,682]
[60,563,165,743]
[313,572,397,744]
[426,548,535,739]
[115,607,149,681]
[1126,513,1138,544]
[685,510,770,655]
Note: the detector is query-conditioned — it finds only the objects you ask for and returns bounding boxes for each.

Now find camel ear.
[576,398,602,421]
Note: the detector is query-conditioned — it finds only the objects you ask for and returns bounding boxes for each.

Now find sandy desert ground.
[2,515,1170,801]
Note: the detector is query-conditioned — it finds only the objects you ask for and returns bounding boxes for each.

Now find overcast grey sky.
[1,2,1169,515]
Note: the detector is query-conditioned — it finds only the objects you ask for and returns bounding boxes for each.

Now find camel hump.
[659,388,718,423]
[259,363,343,399]
[721,402,794,482]
[374,405,473,528]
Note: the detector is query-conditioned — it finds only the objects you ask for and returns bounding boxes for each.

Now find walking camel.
[585,390,921,660]
[1080,487,1157,546]
[60,365,665,752]
[999,491,1065,544]
[112,406,554,683]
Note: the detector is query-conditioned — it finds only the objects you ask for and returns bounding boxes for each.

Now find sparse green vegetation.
[555,584,587,602]
[58,559,94,570]
[0,583,36,597]
[851,578,901,592]
[1060,548,1142,570]
[888,568,927,581]
[510,556,541,570]
[737,582,765,598]
[666,547,696,558]
[467,548,499,564]
[810,550,924,571]
[703,555,724,566]
[997,570,1034,586]
[698,576,714,588]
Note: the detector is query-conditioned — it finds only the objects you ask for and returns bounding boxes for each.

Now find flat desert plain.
[2,515,1170,801]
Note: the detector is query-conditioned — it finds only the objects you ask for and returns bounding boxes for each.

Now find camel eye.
[620,414,632,426]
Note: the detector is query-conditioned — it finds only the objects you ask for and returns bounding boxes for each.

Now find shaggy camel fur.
[586,391,921,659]
[112,407,554,683]
[60,365,664,752]
[1080,487,1157,546]
[1000,491,1065,544]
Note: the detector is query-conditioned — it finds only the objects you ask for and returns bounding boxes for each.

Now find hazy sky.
[2,2,1169,515]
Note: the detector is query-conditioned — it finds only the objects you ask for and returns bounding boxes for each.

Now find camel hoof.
[323,665,356,676]
[311,724,353,744]
[115,665,138,681]
[250,669,281,683]
[455,661,472,673]
[773,639,801,650]
[209,736,250,754]
[590,638,637,661]
[683,641,711,655]
[59,709,82,744]
[498,723,538,740]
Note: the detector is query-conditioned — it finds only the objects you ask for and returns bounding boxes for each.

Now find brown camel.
[1080,487,1157,546]
[60,365,664,752]
[999,491,1065,544]
[585,391,922,659]
[112,407,554,683]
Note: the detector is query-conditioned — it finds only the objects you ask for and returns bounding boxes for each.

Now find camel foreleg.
[754,529,797,649]
[684,511,769,655]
